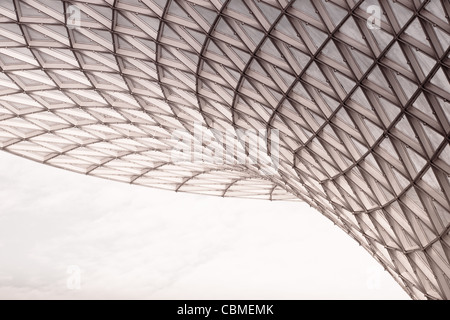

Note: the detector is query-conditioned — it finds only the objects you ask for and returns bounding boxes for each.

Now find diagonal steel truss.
[0,0,449,299]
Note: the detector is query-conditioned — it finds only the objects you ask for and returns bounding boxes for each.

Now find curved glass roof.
[0,0,449,300]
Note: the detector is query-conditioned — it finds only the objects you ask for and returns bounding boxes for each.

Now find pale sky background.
[0,151,409,299]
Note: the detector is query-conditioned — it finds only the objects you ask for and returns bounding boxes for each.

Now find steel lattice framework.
[0,0,449,299]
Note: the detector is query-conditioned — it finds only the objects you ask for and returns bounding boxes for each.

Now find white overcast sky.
[0,151,409,299]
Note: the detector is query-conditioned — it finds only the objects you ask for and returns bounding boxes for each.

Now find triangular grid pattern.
[0,0,449,299]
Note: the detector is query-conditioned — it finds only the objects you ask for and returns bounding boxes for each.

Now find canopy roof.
[0,0,449,300]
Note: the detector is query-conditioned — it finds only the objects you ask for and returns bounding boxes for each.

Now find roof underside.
[0,0,449,299]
